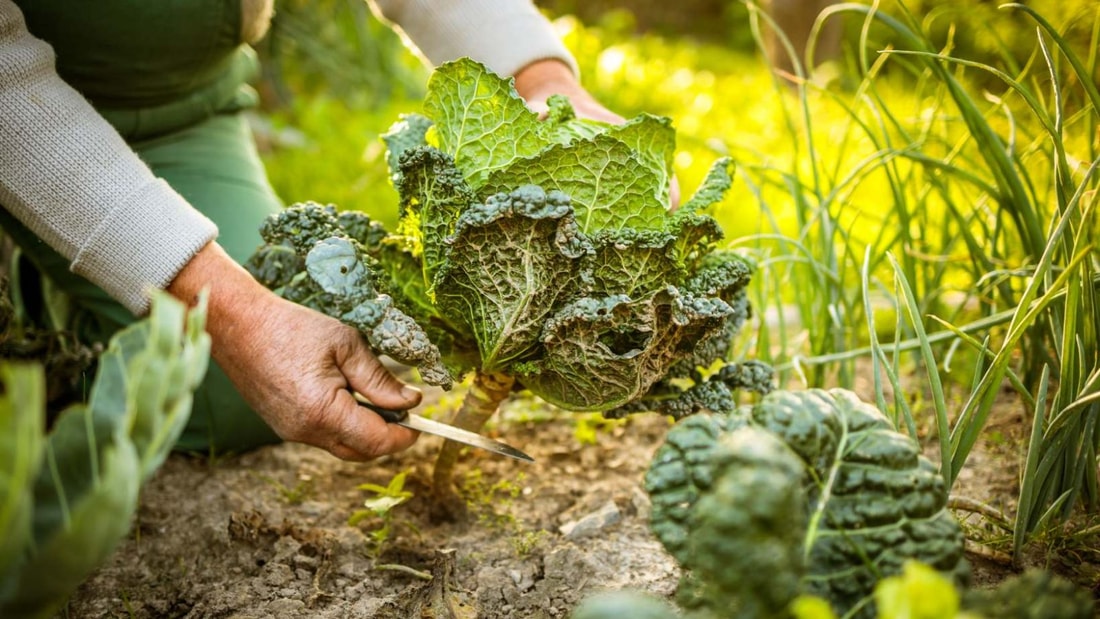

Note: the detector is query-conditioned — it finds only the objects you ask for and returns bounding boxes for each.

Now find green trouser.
[1,113,284,454]
[3,0,284,454]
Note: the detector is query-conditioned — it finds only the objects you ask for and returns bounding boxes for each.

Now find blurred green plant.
[0,292,210,618]
[254,0,428,227]
[257,0,426,108]
[257,472,313,505]
[864,0,1100,93]
[572,412,628,446]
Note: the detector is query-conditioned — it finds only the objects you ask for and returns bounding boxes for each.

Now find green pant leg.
[133,112,283,453]
[1,112,283,454]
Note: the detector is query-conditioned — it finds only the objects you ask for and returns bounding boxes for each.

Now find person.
[0,0,625,461]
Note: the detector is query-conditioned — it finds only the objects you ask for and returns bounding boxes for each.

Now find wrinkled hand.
[513,59,681,209]
[168,242,420,461]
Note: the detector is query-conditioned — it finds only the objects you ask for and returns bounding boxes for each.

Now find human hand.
[168,243,421,461]
[513,59,681,209]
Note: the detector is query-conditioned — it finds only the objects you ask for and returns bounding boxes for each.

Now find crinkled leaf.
[381,113,433,180]
[644,389,968,618]
[586,228,680,297]
[373,241,443,325]
[335,210,390,249]
[434,185,592,371]
[423,58,547,189]
[606,379,734,420]
[483,134,667,234]
[257,202,342,253]
[306,237,374,298]
[606,114,676,206]
[690,427,807,618]
[664,157,735,269]
[683,250,753,299]
[678,156,735,215]
[644,410,751,563]
[251,205,452,389]
[668,212,724,271]
[305,236,452,388]
[395,147,477,283]
[515,289,733,411]
[370,243,478,376]
[247,62,759,418]
[543,94,612,145]
[246,243,303,290]
[751,389,968,618]
[359,300,453,388]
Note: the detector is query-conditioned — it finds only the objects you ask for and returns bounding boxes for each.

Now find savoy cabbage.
[573,388,1094,619]
[247,59,769,508]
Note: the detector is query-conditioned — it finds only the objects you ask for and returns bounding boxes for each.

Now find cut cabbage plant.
[0,291,210,618]
[246,58,771,515]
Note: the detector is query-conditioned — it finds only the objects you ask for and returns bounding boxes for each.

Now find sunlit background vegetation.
[254,0,1099,569]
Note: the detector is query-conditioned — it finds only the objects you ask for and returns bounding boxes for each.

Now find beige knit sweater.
[0,0,574,315]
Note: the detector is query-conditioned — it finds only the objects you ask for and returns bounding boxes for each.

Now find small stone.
[298,500,326,518]
[508,567,536,592]
[273,536,301,561]
[266,598,306,618]
[558,501,621,540]
[263,563,296,588]
[294,553,320,570]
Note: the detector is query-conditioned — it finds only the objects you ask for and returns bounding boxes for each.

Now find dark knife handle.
[351,391,408,423]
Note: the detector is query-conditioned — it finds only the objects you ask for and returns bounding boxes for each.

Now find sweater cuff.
[369,0,578,78]
[72,178,218,315]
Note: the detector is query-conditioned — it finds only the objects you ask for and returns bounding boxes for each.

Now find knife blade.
[352,392,534,463]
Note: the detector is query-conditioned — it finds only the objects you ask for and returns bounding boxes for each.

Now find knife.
[352,392,534,463]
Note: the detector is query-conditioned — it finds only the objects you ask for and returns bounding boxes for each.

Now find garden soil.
[61,379,1030,619]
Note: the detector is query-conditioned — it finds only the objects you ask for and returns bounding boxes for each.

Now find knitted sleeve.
[367,0,578,78]
[0,0,218,316]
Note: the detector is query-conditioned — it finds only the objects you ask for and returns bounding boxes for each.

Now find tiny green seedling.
[460,469,523,529]
[461,470,547,555]
[349,470,415,557]
[256,473,313,505]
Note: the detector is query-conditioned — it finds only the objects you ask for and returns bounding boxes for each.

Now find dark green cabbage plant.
[246,59,771,512]
[0,292,210,618]
[572,388,1094,619]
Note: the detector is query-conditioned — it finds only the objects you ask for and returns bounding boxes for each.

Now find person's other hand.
[168,242,420,461]
[513,59,681,210]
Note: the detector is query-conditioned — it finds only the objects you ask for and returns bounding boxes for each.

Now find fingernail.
[401,385,422,401]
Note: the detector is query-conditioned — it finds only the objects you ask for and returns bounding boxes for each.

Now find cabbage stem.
[430,370,515,519]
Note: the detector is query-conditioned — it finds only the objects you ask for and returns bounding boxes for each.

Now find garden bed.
[63,394,680,619]
[61,377,1028,618]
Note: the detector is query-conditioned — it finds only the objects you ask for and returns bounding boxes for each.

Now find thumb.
[336,333,423,411]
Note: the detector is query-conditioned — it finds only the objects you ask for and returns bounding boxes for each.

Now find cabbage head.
[249,59,761,413]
